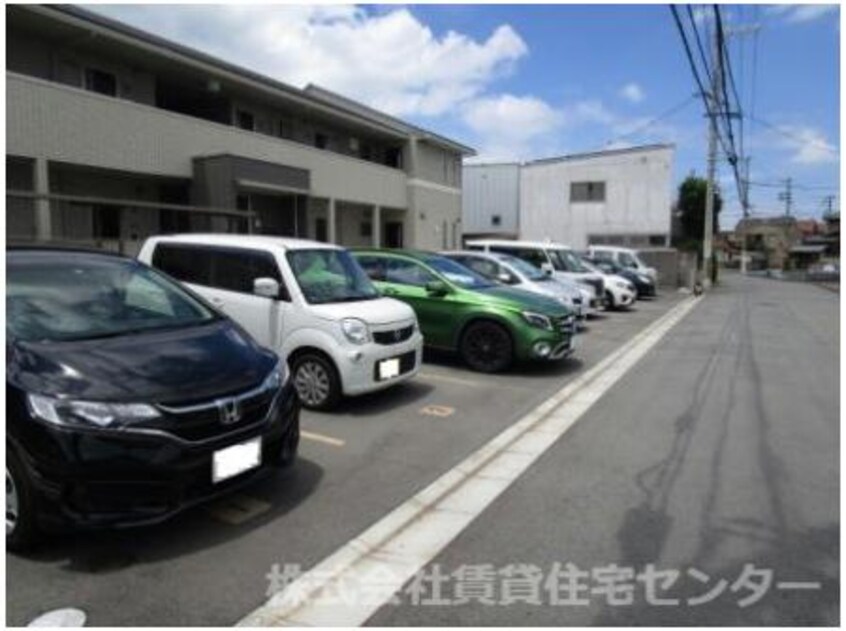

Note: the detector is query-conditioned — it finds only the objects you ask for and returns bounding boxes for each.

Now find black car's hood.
[8,321,275,405]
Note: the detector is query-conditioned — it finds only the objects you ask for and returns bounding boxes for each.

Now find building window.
[385,147,403,169]
[315,133,328,150]
[360,221,373,238]
[570,181,606,203]
[236,110,255,131]
[349,137,360,153]
[84,68,117,97]
[278,117,294,140]
[315,218,328,242]
[93,205,121,239]
[649,234,666,246]
[491,215,502,227]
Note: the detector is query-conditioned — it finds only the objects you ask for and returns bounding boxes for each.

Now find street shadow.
[11,457,325,574]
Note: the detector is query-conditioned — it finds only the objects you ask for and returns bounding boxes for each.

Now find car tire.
[459,320,514,373]
[605,290,617,310]
[290,352,341,411]
[7,447,38,552]
[276,412,300,468]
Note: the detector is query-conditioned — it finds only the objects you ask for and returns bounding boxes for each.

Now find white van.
[139,235,422,410]
[586,245,658,283]
[465,239,606,311]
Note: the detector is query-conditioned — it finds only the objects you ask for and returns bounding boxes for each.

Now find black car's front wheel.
[460,321,514,373]
[7,448,38,552]
[291,352,341,411]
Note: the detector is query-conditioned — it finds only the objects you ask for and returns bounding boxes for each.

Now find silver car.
[441,251,597,321]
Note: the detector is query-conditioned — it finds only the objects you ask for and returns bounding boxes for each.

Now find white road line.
[300,430,345,447]
[238,296,700,627]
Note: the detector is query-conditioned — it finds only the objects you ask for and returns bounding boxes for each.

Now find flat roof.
[19,5,474,155]
[526,143,675,166]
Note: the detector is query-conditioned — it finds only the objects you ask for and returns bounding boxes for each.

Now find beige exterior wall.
[8,73,408,209]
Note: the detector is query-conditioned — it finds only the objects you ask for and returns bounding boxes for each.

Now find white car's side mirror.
[253,277,280,299]
[540,263,554,276]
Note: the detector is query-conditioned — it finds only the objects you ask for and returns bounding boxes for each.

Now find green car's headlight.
[522,311,554,331]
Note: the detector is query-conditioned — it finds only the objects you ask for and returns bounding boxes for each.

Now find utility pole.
[740,156,751,274]
[702,19,722,288]
[779,177,793,216]
[822,195,835,217]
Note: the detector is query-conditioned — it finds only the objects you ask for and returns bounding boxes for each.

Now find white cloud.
[767,4,838,24]
[93,5,527,117]
[619,82,645,104]
[461,94,564,161]
[784,126,839,164]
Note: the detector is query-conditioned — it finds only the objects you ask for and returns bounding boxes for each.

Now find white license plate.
[378,357,401,380]
[212,437,261,484]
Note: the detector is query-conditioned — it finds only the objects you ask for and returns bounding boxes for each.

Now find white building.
[462,163,520,239]
[463,144,675,249]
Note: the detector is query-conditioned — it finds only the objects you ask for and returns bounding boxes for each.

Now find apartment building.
[6,5,473,254]
[462,144,674,249]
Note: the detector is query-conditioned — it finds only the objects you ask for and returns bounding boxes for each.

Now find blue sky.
[94,4,840,226]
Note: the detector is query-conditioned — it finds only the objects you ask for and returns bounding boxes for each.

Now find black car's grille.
[144,383,277,442]
[373,325,414,345]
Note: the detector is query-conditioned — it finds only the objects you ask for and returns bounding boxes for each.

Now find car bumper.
[339,333,423,396]
[636,284,657,298]
[15,383,300,532]
[515,327,576,362]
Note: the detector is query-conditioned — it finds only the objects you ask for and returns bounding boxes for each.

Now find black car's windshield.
[549,248,590,273]
[288,248,380,304]
[495,254,548,281]
[7,254,216,343]
[424,256,495,289]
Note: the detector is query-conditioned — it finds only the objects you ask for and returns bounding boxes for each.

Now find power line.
[605,94,697,145]
[749,114,837,152]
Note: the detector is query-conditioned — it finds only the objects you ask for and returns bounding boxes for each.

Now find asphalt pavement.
[7,275,838,626]
[369,272,839,626]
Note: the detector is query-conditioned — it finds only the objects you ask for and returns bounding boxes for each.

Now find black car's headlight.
[522,311,554,331]
[262,359,288,391]
[27,394,160,429]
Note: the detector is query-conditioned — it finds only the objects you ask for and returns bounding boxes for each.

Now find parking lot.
[7,293,687,626]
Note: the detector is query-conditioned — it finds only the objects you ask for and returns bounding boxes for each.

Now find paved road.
[370,273,839,626]
[7,291,686,625]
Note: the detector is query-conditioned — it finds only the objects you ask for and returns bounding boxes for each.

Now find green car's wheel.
[460,321,513,373]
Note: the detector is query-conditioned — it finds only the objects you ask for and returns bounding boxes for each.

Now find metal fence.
[7,190,257,257]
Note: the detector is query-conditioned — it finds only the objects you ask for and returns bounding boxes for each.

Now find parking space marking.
[206,493,272,525]
[239,296,700,627]
[419,405,456,418]
[418,371,528,390]
[301,430,346,447]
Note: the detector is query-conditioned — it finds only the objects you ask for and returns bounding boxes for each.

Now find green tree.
[674,175,722,250]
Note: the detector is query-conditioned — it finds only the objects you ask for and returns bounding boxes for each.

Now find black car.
[6,248,300,550]
[586,257,657,298]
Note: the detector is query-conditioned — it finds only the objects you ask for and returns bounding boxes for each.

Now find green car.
[352,249,577,372]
